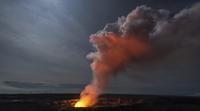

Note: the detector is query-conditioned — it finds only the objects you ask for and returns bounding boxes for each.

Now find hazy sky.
[0,0,200,95]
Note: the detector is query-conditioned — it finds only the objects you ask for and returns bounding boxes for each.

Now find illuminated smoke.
[77,2,200,107]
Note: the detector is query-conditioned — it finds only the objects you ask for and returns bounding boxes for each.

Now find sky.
[0,0,200,95]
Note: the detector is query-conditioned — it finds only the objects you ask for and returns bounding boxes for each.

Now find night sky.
[0,0,200,95]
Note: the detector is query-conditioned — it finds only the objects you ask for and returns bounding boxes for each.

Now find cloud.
[191,92,200,96]
[3,81,48,89]
[0,0,90,85]
[3,81,84,89]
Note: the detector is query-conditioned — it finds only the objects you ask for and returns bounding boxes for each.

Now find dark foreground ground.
[0,94,200,111]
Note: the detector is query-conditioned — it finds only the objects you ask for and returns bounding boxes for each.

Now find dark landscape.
[0,94,200,111]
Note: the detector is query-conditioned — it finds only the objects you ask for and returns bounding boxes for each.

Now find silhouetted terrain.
[0,94,200,111]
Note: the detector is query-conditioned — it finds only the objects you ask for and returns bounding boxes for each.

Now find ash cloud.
[78,2,200,106]
[152,2,200,50]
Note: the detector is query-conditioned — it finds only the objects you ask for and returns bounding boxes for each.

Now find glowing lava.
[74,98,91,107]
[74,97,93,108]
[74,99,87,107]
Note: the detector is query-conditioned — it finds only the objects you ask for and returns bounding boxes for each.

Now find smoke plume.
[77,2,200,107]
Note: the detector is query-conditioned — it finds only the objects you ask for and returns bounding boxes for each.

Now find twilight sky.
[0,0,200,96]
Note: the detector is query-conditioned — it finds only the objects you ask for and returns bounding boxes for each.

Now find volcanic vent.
[54,95,143,111]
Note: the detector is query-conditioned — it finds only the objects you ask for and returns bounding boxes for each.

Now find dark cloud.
[0,0,91,86]
[3,81,48,89]
[3,81,84,89]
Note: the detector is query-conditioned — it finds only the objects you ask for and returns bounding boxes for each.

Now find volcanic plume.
[75,2,200,107]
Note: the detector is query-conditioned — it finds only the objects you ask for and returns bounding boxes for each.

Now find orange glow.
[74,96,94,107]
[75,99,87,107]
